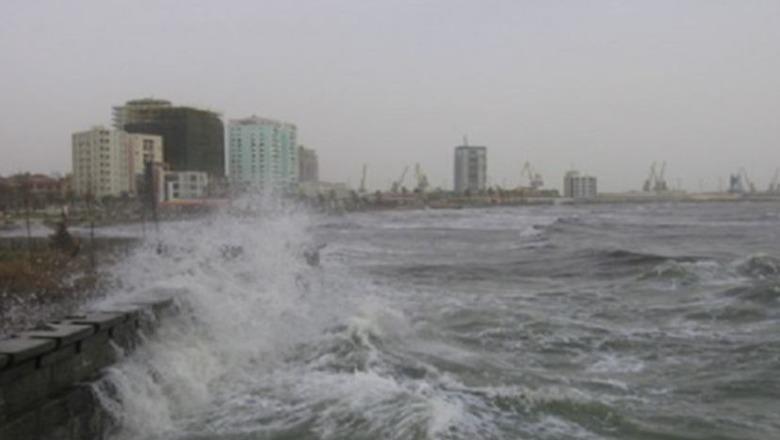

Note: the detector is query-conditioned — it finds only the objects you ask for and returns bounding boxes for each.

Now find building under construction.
[113,98,225,178]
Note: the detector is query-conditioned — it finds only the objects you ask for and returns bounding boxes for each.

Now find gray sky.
[1,0,779,192]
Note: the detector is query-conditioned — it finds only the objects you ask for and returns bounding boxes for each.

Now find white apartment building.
[563,170,598,199]
[162,171,208,201]
[228,116,298,191]
[128,133,164,194]
[72,127,163,198]
[72,127,131,199]
[454,144,487,193]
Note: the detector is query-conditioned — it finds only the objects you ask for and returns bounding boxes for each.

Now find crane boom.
[359,164,367,193]
[643,162,657,192]
[520,162,543,189]
[391,165,409,193]
[768,168,780,192]
[655,161,668,192]
[414,163,429,192]
[739,167,756,193]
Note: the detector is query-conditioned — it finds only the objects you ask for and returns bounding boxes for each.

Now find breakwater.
[0,295,175,439]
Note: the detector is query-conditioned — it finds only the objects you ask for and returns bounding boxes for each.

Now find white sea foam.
[90,198,489,439]
[84,201,779,439]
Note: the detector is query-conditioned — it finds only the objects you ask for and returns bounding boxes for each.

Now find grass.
[0,242,121,336]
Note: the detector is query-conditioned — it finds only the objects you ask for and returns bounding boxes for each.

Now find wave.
[734,253,780,279]
[722,282,780,304]
[638,260,722,285]
[78,202,780,439]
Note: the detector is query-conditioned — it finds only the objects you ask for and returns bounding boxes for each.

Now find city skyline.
[1,1,779,192]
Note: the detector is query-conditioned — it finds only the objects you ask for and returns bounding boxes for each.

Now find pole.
[24,183,32,262]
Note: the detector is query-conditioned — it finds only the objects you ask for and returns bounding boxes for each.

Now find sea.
[89,200,780,439]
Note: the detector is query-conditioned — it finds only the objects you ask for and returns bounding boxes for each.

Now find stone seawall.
[0,296,175,439]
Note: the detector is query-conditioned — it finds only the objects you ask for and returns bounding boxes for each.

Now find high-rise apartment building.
[72,127,163,198]
[298,146,319,183]
[113,98,225,177]
[228,116,298,191]
[127,133,164,194]
[454,144,487,193]
[563,170,598,199]
[72,127,131,198]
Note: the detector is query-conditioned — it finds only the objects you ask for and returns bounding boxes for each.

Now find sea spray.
[82,201,780,439]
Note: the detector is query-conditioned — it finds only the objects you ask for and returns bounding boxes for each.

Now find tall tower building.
[112,98,225,177]
[298,146,319,183]
[72,127,131,198]
[453,140,487,193]
[563,170,598,199]
[127,133,164,194]
[228,116,298,191]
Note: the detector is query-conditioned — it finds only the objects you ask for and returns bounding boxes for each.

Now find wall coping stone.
[0,338,56,366]
[132,298,174,314]
[63,313,127,332]
[1,295,176,438]
[23,324,95,348]
[100,306,143,320]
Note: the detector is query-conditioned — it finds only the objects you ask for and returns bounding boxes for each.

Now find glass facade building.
[228,116,298,192]
[113,99,225,178]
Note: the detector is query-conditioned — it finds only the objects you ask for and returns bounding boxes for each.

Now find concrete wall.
[0,297,175,439]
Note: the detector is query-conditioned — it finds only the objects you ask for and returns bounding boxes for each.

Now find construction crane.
[520,162,544,189]
[643,161,669,192]
[657,162,669,191]
[740,168,756,193]
[768,169,780,193]
[643,162,657,192]
[729,174,743,193]
[391,165,409,193]
[729,168,757,194]
[359,164,367,194]
[414,163,429,193]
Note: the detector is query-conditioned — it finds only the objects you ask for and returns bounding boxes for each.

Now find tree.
[49,214,79,256]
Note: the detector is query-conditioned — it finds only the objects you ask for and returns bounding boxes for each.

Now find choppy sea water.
[93,201,780,439]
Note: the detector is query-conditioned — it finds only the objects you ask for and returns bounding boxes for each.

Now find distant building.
[299,181,350,199]
[563,171,598,199]
[228,116,298,191]
[162,171,208,201]
[113,98,225,178]
[454,144,487,193]
[127,133,164,194]
[72,127,132,198]
[72,127,165,198]
[298,146,319,183]
[0,173,66,210]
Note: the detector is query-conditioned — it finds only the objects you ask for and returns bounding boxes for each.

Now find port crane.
[729,168,756,194]
[741,168,756,193]
[359,164,367,194]
[643,162,657,192]
[656,162,669,191]
[391,165,409,193]
[520,162,544,189]
[414,163,429,193]
[643,162,669,192]
[768,169,779,193]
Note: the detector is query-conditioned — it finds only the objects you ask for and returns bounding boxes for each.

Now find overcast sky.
[1,0,778,192]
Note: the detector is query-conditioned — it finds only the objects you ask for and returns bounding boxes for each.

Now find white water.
[92,200,475,439]
[85,201,780,439]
